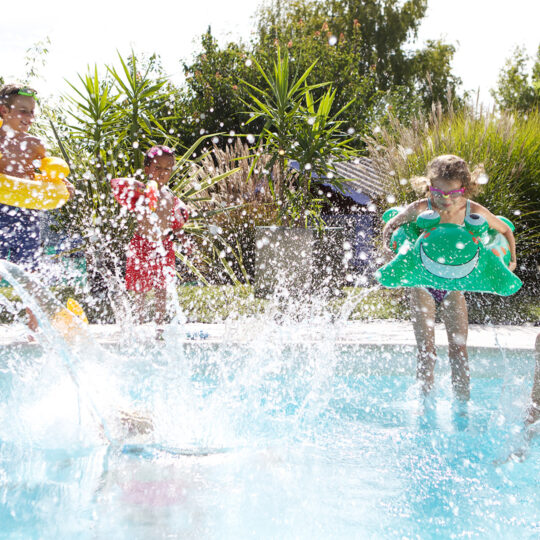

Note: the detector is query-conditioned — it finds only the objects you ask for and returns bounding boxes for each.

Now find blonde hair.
[410,154,485,198]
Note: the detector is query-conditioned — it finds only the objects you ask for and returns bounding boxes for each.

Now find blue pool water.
[0,340,538,539]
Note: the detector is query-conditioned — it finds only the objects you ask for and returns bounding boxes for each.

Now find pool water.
[0,340,538,539]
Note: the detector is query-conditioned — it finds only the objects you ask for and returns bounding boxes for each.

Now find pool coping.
[1,321,537,349]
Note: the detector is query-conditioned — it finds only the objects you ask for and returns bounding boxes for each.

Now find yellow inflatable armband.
[0,156,70,210]
[52,298,88,339]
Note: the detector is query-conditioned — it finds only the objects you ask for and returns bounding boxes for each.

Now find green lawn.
[1,285,538,325]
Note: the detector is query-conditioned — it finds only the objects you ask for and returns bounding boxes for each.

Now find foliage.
[188,139,279,284]
[241,49,356,227]
[253,0,462,129]
[491,45,540,113]
[53,51,236,245]
[180,29,261,147]
[50,53,176,260]
[24,38,52,82]
[366,105,540,280]
[179,0,463,148]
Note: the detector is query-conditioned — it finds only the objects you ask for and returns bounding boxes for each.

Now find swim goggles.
[17,88,36,97]
[429,187,465,199]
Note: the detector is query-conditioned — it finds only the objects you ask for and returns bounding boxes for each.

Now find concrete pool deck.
[1,321,538,349]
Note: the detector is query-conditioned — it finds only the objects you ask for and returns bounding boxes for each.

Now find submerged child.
[382,155,517,401]
[0,84,74,337]
[111,146,189,336]
[525,333,540,426]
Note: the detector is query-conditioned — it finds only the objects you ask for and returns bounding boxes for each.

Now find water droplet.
[245,59,252,67]
[304,163,312,170]
[399,178,408,185]
[307,117,316,125]
[478,173,489,184]
[347,127,355,134]
[386,195,396,203]
[513,210,521,215]
[328,35,338,46]
[212,136,219,144]
[132,141,139,149]
[246,134,255,144]
[373,126,381,134]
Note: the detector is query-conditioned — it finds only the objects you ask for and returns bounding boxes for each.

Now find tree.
[181,0,463,146]
[491,45,540,112]
[254,0,461,122]
[241,49,356,227]
[180,28,264,148]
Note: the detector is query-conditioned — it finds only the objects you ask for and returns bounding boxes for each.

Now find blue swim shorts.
[0,204,43,270]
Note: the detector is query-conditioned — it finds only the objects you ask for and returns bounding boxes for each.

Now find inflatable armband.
[111,177,160,213]
[52,298,88,339]
[0,157,70,210]
[145,180,159,212]
[375,207,522,296]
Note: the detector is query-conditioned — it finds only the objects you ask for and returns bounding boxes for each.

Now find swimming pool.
[0,339,538,539]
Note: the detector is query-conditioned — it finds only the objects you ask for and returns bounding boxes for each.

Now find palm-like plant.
[241,48,357,227]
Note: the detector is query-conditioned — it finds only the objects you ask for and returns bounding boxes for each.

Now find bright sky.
[1,0,539,106]
[416,0,539,104]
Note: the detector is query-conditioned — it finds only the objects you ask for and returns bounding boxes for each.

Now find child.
[525,333,540,426]
[382,155,517,401]
[0,84,74,337]
[111,146,189,336]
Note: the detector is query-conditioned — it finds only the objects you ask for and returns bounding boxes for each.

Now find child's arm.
[381,200,426,258]
[110,177,146,211]
[170,197,189,231]
[28,135,46,162]
[470,202,517,271]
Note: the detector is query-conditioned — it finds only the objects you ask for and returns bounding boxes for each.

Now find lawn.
[2,285,537,326]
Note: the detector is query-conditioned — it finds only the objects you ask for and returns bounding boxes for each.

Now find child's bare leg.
[153,288,167,339]
[26,307,39,341]
[154,288,167,327]
[441,291,470,401]
[26,307,38,332]
[132,292,147,324]
[526,333,540,425]
[410,288,437,395]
